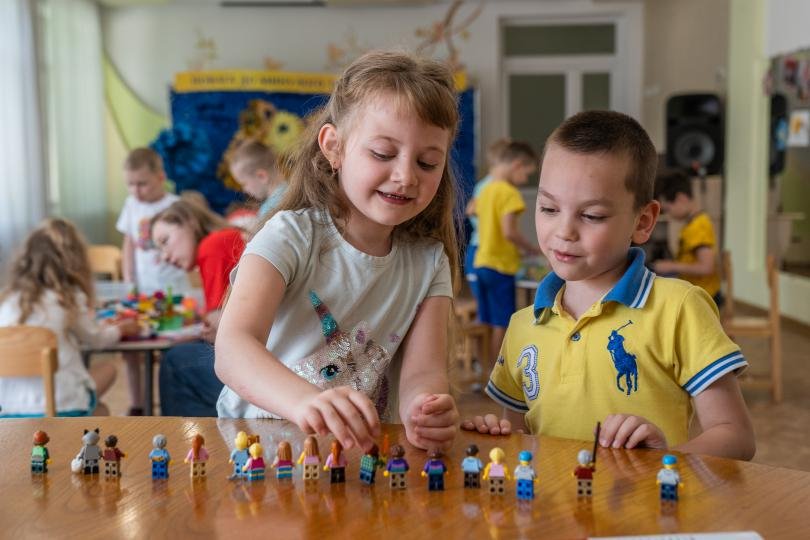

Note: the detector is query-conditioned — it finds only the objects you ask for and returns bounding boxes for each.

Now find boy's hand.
[461,414,513,435]
[404,393,459,451]
[652,260,677,275]
[115,319,140,337]
[293,386,380,452]
[600,414,668,450]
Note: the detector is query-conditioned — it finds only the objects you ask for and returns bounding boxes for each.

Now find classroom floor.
[97,304,810,472]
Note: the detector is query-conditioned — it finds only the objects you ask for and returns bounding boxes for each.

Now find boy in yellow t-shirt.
[652,169,722,305]
[462,111,754,461]
[472,141,541,364]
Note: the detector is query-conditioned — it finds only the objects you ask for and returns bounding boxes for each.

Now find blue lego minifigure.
[514,450,537,500]
[149,434,171,479]
[657,454,683,502]
[359,444,384,485]
[228,431,250,480]
[422,449,448,491]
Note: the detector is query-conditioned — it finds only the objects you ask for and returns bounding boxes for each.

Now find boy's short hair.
[545,111,657,209]
[492,140,538,167]
[124,147,163,173]
[231,139,277,174]
[655,168,693,202]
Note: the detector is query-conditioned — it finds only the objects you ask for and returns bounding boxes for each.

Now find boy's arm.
[465,197,476,217]
[501,212,540,255]
[675,372,755,460]
[654,246,716,276]
[122,235,135,283]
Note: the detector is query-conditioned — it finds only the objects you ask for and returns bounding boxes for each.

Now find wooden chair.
[454,298,491,386]
[0,326,59,416]
[88,245,123,281]
[721,252,782,403]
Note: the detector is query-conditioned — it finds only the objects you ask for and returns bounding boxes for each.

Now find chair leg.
[771,328,782,404]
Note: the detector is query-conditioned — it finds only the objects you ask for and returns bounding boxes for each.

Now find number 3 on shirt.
[516,345,540,400]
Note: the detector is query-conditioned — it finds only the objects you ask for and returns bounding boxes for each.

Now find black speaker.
[665,93,724,175]
[769,93,788,176]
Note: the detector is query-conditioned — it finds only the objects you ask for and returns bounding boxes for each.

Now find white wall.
[766,0,810,56]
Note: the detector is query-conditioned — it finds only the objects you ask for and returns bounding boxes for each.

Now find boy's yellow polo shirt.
[485,247,746,445]
[677,212,721,297]
[473,179,525,275]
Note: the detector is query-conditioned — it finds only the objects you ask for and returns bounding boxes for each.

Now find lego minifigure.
[383,444,409,489]
[228,431,251,480]
[421,449,447,491]
[184,434,209,479]
[657,454,683,503]
[102,435,126,478]
[323,440,347,484]
[243,442,266,481]
[573,449,596,497]
[359,444,384,485]
[149,434,171,479]
[271,441,293,480]
[482,447,510,495]
[31,431,50,474]
[461,444,483,489]
[75,428,102,475]
[297,436,322,481]
[514,451,537,500]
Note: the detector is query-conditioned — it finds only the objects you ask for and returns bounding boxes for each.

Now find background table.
[2,417,808,539]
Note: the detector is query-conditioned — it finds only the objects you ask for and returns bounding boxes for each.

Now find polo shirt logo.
[516,345,540,401]
[607,320,638,395]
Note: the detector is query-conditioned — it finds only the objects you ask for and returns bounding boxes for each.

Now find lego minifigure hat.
[662,454,677,466]
[518,450,532,462]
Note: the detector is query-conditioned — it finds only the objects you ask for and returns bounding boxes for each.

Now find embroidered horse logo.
[607,320,638,395]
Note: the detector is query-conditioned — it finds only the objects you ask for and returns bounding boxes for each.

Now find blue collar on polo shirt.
[533,247,656,319]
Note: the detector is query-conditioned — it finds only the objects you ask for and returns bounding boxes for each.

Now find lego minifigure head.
[33,431,49,446]
[191,434,205,457]
[489,447,505,464]
[577,449,592,466]
[662,454,677,469]
[303,436,320,457]
[391,445,405,459]
[234,431,249,451]
[105,435,118,448]
[466,444,479,457]
[152,434,167,450]
[330,440,343,461]
[428,448,442,460]
[249,442,263,460]
[82,428,100,446]
[518,450,532,465]
[276,440,292,461]
[366,444,380,458]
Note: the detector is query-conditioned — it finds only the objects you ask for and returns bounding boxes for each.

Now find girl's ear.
[318,123,341,169]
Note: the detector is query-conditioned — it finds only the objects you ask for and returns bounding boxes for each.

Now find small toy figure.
[271,441,293,480]
[75,428,102,475]
[31,431,50,474]
[514,450,538,500]
[383,444,409,489]
[243,442,266,481]
[297,436,322,480]
[482,447,510,495]
[102,435,126,478]
[323,440,347,484]
[573,449,596,497]
[184,434,209,478]
[657,454,683,503]
[359,444,385,485]
[421,449,447,491]
[228,431,251,480]
[461,444,483,489]
[149,434,171,479]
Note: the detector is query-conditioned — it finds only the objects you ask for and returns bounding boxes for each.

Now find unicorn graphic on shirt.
[607,320,638,395]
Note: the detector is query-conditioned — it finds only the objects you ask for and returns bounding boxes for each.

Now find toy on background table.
[323,440,347,484]
[421,449,447,491]
[482,447,510,495]
[359,444,385,485]
[243,442,266,481]
[383,444,409,490]
[73,428,102,475]
[514,450,537,500]
[228,431,253,480]
[574,421,600,498]
[272,441,293,480]
[657,454,683,503]
[149,434,171,479]
[96,286,200,339]
[31,431,50,474]
[185,434,209,479]
[297,436,321,481]
[461,444,483,489]
[102,435,126,478]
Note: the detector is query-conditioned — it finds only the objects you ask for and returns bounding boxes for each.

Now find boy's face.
[535,143,659,286]
[230,162,271,200]
[661,192,692,220]
[124,166,165,203]
[507,160,537,186]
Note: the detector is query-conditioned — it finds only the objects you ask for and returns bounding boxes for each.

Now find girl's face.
[152,220,196,271]
[319,96,450,248]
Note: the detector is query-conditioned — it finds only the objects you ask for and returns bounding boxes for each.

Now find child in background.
[473,141,541,364]
[229,139,288,224]
[463,111,755,461]
[652,168,722,306]
[151,196,245,416]
[0,218,138,416]
[215,50,460,452]
[116,148,189,415]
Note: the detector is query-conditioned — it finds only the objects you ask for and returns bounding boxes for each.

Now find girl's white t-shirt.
[216,208,453,420]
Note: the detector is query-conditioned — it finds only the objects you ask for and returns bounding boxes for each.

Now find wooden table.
[2,418,808,539]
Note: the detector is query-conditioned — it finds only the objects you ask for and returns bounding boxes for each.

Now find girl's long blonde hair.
[0,218,95,327]
[266,49,462,289]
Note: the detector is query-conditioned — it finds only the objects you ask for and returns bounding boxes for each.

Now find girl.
[150,195,245,416]
[215,50,460,452]
[0,218,137,416]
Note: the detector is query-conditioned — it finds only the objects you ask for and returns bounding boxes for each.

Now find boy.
[229,139,287,223]
[472,141,542,363]
[463,111,754,461]
[116,148,189,415]
[652,168,722,305]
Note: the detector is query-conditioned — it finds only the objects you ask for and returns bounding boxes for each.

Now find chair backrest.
[88,245,123,281]
[0,326,59,416]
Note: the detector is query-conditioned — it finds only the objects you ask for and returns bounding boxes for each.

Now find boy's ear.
[632,199,661,244]
[318,123,341,170]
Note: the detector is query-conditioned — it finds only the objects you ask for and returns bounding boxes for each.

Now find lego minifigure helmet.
[662,454,677,466]
[518,450,532,463]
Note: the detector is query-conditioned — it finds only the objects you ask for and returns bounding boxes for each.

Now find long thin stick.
[591,422,601,467]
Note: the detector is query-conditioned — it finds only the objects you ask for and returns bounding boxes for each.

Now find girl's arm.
[73,299,124,349]
[214,254,379,450]
[397,295,459,451]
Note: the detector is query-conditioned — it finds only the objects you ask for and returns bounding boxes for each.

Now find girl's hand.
[405,393,459,451]
[115,319,140,337]
[600,414,668,450]
[292,386,380,452]
[461,414,513,435]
